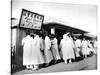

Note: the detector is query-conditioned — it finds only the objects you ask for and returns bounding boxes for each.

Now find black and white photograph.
[11,0,98,75]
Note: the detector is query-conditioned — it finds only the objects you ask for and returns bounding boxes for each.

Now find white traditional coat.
[31,35,44,65]
[22,35,33,66]
[82,40,88,55]
[44,36,53,63]
[75,39,82,57]
[93,40,97,54]
[39,37,45,63]
[60,34,75,61]
[51,38,61,60]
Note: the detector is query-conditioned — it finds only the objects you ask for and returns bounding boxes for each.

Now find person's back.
[94,40,97,48]
[60,34,75,63]
[51,37,61,61]
[81,39,88,58]
[82,40,88,48]
[40,37,45,51]
[60,38,68,49]
[22,35,33,69]
[75,39,82,48]
[45,36,51,50]
[22,35,31,46]
[34,35,40,48]
[44,35,53,65]
[74,39,82,58]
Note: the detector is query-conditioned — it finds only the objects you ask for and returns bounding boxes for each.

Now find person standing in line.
[81,38,88,58]
[87,40,92,56]
[68,33,75,63]
[60,33,75,64]
[22,30,33,70]
[39,31,45,66]
[50,34,61,64]
[44,32,53,66]
[93,39,97,55]
[75,37,82,59]
[31,31,45,70]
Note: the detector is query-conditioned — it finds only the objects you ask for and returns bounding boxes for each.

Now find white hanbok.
[22,35,33,66]
[51,38,61,60]
[82,40,88,55]
[40,37,45,63]
[44,36,53,63]
[75,39,82,57]
[60,34,75,61]
[31,35,44,65]
[93,40,97,54]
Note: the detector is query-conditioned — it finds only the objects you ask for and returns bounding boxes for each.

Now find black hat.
[30,33,34,36]
[49,34,55,38]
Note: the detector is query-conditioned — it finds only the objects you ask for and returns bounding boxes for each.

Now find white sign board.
[19,9,44,30]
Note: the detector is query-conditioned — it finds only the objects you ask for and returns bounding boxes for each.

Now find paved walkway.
[13,55,97,75]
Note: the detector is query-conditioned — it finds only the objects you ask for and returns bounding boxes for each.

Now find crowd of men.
[22,30,97,71]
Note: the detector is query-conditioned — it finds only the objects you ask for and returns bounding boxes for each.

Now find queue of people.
[22,30,97,71]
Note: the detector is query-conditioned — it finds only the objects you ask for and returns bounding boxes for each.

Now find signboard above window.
[19,9,44,30]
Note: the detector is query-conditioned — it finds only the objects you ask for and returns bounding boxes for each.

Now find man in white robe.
[51,36,61,63]
[87,40,92,55]
[82,38,88,58]
[75,38,82,58]
[22,32,33,69]
[87,40,95,56]
[39,36,45,64]
[31,32,44,70]
[60,33,75,64]
[44,34,53,66]
[93,39,97,55]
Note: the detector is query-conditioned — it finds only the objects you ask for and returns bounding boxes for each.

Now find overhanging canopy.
[43,22,88,34]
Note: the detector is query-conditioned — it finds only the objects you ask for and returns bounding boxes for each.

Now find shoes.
[31,68,38,71]
[69,60,72,63]
[27,68,32,70]
[32,65,39,71]
[26,65,31,70]
[64,61,68,64]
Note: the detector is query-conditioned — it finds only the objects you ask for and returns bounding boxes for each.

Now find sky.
[12,0,97,36]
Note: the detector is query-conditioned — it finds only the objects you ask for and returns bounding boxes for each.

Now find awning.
[84,33,97,39]
[43,22,88,34]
